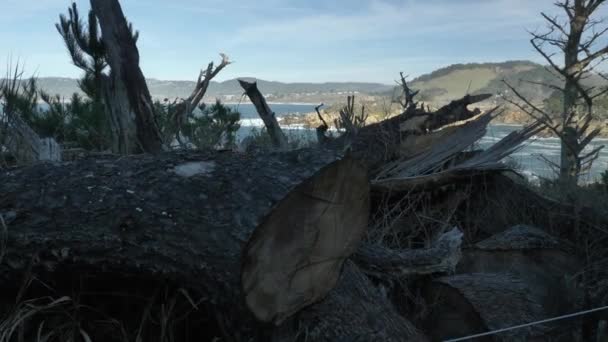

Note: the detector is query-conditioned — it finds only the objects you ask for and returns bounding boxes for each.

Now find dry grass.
[0,270,216,342]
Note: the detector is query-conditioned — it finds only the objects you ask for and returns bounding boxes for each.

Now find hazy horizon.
[3,0,607,83]
[20,59,534,85]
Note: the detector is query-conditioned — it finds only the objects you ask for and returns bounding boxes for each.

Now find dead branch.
[335,95,368,136]
[169,53,231,146]
[239,79,288,149]
[396,72,420,113]
[354,227,463,277]
[314,103,332,145]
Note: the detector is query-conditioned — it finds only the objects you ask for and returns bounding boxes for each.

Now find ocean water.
[482,124,608,183]
[227,103,317,119]
[234,104,608,182]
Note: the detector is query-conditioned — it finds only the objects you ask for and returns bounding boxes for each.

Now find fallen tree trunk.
[0,149,430,340]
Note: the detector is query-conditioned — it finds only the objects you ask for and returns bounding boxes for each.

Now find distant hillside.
[28,77,393,102]
[408,60,603,105]
[15,61,607,106]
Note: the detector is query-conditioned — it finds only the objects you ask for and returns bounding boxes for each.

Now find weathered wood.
[90,0,163,154]
[327,94,496,172]
[239,80,288,149]
[242,156,370,324]
[0,112,61,163]
[354,227,463,278]
[457,225,583,338]
[425,273,552,341]
[372,119,544,191]
[169,54,231,146]
[399,94,492,134]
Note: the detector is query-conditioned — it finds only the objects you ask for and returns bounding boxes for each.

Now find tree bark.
[90,0,163,154]
[238,80,288,149]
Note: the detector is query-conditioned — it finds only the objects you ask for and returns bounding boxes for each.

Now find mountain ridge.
[11,60,597,104]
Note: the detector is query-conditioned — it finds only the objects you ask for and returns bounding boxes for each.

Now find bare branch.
[579,127,602,150]
[555,0,575,21]
[168,53,231,145]
[502,80,554,122]
[520,79,565,92]
[315,103,328,129]
[537,154,561,177]
[314,103,332,145]
[335,95,368,136]
[541,12,570,36]
[396,72,419,112]
[580,144,604,162]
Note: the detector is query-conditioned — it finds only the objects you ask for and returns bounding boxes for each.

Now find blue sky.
[0,0,604,84]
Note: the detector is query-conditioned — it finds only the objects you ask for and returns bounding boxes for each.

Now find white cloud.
[225,0,561,47]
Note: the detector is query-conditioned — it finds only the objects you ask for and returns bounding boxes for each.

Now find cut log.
[239,80,288,149]
[424,273,552,341]
[458,225,583,323]
[242,155,370,324]
[0,149,376,339]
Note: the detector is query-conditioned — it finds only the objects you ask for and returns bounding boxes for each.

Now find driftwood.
[239,80,288,149]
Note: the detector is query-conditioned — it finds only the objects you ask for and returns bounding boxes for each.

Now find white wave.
[239,118,265,127]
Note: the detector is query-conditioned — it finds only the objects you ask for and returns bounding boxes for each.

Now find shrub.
[155,99,241,150]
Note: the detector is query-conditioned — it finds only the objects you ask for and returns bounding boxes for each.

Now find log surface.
[0,149,346,333]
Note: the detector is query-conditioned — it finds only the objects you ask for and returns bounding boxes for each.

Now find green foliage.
[243,127,274,150]
[183,100,241,149]
[2,77,112,151]
[56,3,109,102]
[154,99,241,150]
[0,67,38,120]
[42,93,112,150]
[542,90,563,115]
[543,89,608,121]
[3,73,241,152]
